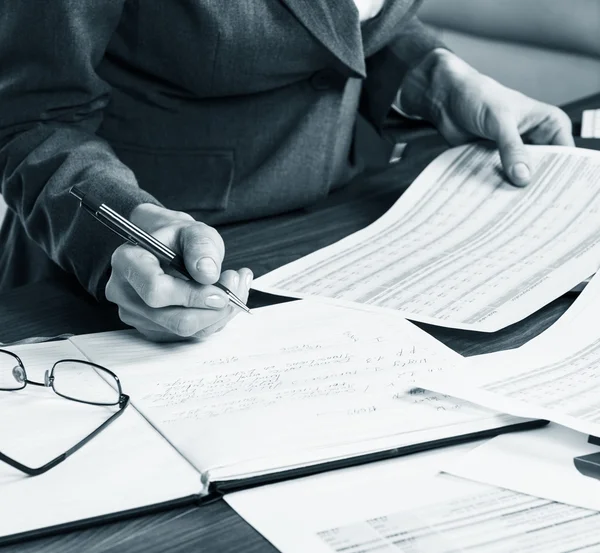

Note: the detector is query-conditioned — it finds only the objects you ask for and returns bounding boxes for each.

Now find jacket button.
[310,69,344,91]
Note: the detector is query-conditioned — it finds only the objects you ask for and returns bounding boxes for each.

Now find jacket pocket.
[112,145,234,212]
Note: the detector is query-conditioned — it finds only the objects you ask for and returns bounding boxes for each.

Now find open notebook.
[0,301,540,543]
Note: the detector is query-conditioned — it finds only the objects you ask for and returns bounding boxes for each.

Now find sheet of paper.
[71,301,520,483]
[444,424,600,511]
[582,109,600,138]
[253,144,600,332]
[0,340,201,541]
[417,271,600,437]
[227,445,600,553]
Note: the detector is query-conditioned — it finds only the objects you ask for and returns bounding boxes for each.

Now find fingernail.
[197,258,218,277]
[232,273,239,288]
[512,163,530,184]
[205,295,228,309]
[246,273,253,287]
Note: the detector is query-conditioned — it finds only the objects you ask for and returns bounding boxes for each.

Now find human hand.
[401,49,575,186]
[105,203,253,342]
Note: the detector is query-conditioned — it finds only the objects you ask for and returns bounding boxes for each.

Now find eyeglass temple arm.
[0,395,130,477]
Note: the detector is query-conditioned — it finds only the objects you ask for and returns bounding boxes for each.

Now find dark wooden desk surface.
[1,93,599,553]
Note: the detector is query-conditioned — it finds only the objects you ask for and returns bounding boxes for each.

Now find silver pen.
[70,187,251,314]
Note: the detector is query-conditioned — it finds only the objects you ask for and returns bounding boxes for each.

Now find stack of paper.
[227,442,600,553]
[416,267,600,438]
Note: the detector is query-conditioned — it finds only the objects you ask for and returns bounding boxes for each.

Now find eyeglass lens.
[51,361,121,406]
[0,351,120,406]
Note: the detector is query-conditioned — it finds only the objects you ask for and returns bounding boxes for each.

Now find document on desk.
[443,424,600,512]
[227,447,600,553]
[254,143,600,332]
[70,301,525,488]
[417,271,600,437]
[0,340,200,543]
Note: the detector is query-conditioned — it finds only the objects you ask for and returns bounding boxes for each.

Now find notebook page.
[254,144,600,332]
[227,448,600,553]
[417,271,600,437]
[0,340,200,540]
[71,301,522,483]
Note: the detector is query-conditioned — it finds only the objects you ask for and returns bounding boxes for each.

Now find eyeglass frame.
[0,349,130,477]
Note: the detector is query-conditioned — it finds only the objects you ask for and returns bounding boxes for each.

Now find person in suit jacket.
[0,0,573,341]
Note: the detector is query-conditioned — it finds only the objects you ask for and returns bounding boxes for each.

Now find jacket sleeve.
[0,1,161,300]
[361,12,447,130]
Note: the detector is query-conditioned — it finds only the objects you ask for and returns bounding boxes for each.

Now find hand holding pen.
[71,188,252,342]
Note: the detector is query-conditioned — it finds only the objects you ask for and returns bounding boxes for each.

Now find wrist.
[400,48,461,122]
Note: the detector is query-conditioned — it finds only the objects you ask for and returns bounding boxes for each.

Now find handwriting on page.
[136,341,462,422]
[71,301,513,480]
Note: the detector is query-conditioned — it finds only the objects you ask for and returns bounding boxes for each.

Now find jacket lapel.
[280,0,366,77]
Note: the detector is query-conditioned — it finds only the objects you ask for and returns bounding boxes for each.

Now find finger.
[112,244,230,310]
[138,329,191,343]
[177,223,226,286]
[494,118,531,187]
[118,308,184,342]
[150,305,232,338]
[221,268,253,313]
[218,269,240,296]
[525,107,574,147]
[121,308,218,344]
[113,275,232,338]
[195,269,254,339]
[236,268,254,306]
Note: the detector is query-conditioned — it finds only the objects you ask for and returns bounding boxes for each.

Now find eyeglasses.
[0,349,129,476]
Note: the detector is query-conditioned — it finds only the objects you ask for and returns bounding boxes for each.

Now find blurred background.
[419,0,600,105]
[0,0,599,225]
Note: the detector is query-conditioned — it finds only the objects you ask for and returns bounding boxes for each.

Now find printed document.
[254,144,600,332]
[227,446,600,553]
[444,424,600,511]
[417,271,600,437]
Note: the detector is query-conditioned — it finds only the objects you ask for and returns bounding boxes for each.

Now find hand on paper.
[401,49,575,187]
[105,203,253,342]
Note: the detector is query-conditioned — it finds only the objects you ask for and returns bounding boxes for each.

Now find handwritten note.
[71,301,519,483]
[254,144,600,332]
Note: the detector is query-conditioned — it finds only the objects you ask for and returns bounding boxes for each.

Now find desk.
[1,93,599,553]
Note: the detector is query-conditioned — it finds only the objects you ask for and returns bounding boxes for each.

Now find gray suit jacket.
[0,0,443,299]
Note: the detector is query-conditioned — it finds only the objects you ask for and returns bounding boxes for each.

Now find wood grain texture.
[0,94,598,553]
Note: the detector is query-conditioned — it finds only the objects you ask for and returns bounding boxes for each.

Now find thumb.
[177,223,225,285]
[495,122,531,187]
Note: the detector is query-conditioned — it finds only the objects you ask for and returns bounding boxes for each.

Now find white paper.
[418,271,600,437]
[254,144,600,332]
[0,340,201,541]
[444,424,600,511]
[581,109,600,138]
[71,301,520,483]
[227,446,600,553]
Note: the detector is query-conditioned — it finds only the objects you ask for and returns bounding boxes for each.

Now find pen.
[69,186,251,314]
